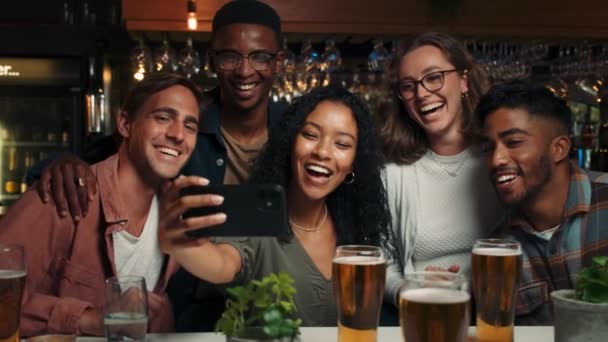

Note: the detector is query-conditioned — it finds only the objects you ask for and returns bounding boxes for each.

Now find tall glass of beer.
[332,245,386,342]
[399,271,470,342]
[472,239,522,342]
[0,245,26,342]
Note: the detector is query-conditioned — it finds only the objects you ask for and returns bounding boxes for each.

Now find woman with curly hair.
[159,85,394,326]
[376,32,504,307]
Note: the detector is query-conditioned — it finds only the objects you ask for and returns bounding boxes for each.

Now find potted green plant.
[215,272,302,342]
[552,256,608,342]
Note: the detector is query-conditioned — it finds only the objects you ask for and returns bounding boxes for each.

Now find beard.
[510,154,552,209]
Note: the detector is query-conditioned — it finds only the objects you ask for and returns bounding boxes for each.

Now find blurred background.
[1,0,608,212]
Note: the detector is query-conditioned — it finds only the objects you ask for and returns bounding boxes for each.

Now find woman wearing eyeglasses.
[376,32,504,308]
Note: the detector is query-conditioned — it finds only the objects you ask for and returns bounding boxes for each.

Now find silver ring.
[76,177,85,187]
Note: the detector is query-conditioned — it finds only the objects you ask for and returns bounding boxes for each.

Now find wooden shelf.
[123,0,608,38]
[0,141,69,148]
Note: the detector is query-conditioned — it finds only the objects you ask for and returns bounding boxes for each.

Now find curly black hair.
[249,85,395,258]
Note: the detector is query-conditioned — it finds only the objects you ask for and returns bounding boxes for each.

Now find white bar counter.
[72,326,554,341]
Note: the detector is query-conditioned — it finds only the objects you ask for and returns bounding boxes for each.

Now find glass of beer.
[399,271,470,342]
[104,276,148,342]
[472,239,522,342]
[0,244,26,342]
[332,245,386,342]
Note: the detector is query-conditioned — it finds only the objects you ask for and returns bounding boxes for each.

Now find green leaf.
[263,308,283,323]
[593,256,608,268]
[263,324,281,337]
[227,286,244,298]
[279,300,294,312]
[576,256,608,303]
[217,272,301,338]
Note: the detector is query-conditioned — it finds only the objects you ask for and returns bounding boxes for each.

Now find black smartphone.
[180,183,289,238]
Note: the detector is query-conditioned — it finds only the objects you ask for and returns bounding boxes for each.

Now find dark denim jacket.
[168,98,286,332]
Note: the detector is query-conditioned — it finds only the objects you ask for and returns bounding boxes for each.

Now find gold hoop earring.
[461,92,469,100]
[344,172,355,185]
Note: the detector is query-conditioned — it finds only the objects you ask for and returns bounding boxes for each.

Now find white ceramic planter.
[551,289,608,342]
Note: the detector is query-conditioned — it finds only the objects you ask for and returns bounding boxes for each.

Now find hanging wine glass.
[278,38,297,102]
[298,39,319,73]
[130,36,153,81]
[294,40,319,94]
[178,36,201,79]
[282,38,297,75]
[349,69,361,94]
[319,38,341,73]
[320,38,341,88]
[154,32,178,73]
[368,39,389,72]
[190,48,218,91]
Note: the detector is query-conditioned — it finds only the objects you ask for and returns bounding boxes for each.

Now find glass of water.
[104,276,148,341]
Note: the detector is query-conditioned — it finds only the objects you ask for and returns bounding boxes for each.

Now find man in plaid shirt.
[476,80,608,325]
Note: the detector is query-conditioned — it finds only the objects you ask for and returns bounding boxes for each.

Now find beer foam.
[0,269,26,279]
[472,247,521,256]
[400,288,470,304]
[333,255,385,265]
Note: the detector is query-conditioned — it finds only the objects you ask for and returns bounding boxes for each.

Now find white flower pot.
[551,289,608,342]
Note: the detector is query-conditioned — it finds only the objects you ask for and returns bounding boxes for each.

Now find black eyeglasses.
[213,50,278,71]
[396,69,461,100]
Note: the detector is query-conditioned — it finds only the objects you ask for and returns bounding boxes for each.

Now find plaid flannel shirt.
[494,162,608,325]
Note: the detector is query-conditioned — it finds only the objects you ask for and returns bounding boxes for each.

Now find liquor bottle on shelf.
[61,119,71,148]
[85,54,105,135]
[3,147,20,195]
[591,97,608,172]
[577,108,596,169]
[20,152,35,193]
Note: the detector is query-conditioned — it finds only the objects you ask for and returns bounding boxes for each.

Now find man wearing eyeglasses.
[27,0,287,332]
[185,1,285,186]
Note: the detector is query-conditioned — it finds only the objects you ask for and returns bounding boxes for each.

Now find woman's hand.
[158,175,226,255]
[37,154,97,222]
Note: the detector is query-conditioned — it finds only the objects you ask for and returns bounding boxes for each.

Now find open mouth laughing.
[233,81,259,97]
[305,163,333,179]
[493,172,519,191]
[419,102,445,116]
[155,146,181,158]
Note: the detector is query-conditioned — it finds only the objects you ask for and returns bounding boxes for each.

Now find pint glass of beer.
[0,245,26,342]
[332,245,386,342]
[399,272,470,342]
[471,239,522,342]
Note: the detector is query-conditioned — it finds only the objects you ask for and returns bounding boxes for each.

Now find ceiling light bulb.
[187,0,197,30]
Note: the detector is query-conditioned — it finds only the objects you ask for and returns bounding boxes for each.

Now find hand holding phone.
[158,176,226,254]
[180,183,289,238]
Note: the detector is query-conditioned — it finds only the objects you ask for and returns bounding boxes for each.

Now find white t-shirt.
[522,224,561,241]
[112,196,164,291]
